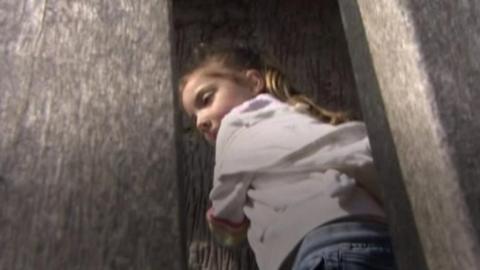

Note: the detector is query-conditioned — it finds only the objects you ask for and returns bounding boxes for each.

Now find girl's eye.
[201,91,213,106]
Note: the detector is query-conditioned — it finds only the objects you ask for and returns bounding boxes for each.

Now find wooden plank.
[339,1,480,269]
[0,1,185,269]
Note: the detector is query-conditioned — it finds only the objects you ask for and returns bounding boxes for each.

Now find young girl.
[179,44,396,270]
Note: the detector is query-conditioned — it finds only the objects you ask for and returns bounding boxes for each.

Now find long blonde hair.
[180,43,350,125]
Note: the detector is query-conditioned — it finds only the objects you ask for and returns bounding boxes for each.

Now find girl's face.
[181,62,263,144]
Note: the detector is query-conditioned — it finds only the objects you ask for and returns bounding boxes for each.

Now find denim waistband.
[280,220,392,270]
[301,219,391,251]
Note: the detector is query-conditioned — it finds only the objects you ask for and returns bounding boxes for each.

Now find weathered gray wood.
[339,1,480,270]
[173,0,359,269]
[0,1,184,269]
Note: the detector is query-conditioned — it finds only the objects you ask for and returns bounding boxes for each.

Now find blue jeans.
[291,221,397,270]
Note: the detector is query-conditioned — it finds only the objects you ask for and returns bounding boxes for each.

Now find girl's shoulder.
[215,94,369,175]
[222,93,316,128]
[228,93,287,116]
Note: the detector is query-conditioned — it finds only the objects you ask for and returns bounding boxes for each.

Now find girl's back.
[211,93,385,270]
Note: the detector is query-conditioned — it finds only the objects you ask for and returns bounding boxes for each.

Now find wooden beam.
[0,1,185,269]
[339,1,480,269]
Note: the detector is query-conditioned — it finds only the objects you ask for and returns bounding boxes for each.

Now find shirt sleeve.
[207,170,251,247]
[206,207,249,247]
[209,171,251,223]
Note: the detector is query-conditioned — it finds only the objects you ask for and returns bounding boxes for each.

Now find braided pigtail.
[263,67,349,125]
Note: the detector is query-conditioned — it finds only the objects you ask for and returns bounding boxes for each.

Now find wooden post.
[339,1,480,270]
[0,1,185,269]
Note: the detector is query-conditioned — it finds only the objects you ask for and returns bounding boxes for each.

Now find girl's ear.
[245,69,265,95]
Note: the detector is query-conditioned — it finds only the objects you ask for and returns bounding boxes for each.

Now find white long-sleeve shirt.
[210,94,385,270]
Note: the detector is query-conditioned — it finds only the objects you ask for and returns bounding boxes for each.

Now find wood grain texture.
[340,0,480,270]
[338,2,428,269]
[172,1,359,269]
[0,0,184,269]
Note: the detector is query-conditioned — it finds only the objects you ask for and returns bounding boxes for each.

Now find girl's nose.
[196,117,211,132]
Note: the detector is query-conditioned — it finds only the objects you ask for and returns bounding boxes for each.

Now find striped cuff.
[206,208,249,247]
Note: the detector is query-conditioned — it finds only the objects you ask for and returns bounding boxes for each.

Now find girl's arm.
[206,171,252,247]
